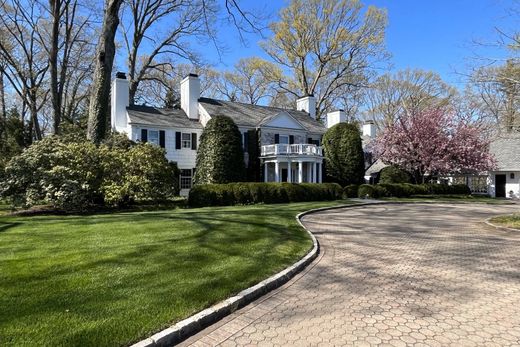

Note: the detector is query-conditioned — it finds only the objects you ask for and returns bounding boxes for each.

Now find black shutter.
[191,133,197,150]
[175,132,181,149]
[308,137,313,144]
[141,129,148,143]
[289,135,294,144]
[159,130,165,148]
[274,134,279,144]
[243,132,249,152]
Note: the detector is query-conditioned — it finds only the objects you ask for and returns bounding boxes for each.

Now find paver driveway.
[180,203,520,346]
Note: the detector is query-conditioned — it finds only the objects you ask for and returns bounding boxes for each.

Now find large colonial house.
[111,73,376,195]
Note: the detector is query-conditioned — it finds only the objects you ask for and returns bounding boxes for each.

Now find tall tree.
[46,0,93,134]
[364,69,456,129]
[87,0,123,144]
[216,57,282,104]
[262,0,387,119]
[0,0,49,141]
[120,0,209,105]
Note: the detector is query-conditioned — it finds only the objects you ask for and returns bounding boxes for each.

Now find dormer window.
[148,130,159,146]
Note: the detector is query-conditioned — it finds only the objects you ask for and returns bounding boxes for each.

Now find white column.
[306,162,312,183]
[312,162,317,183]
[298,161,303,183]
[275,161,280,182]
[317,163,322,183]
[287,160,292,183]
[264,162,268,182]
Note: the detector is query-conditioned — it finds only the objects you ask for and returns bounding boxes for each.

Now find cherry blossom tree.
[373,108,496,183]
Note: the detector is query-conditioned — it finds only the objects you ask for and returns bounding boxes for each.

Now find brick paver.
[180,203,520,346]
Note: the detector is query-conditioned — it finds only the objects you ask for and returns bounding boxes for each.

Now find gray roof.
[489,134,520,171]
[365,158,388,176]
[198,98,327,134]
[127,105,203,129]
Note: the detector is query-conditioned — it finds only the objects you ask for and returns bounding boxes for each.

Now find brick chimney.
[362,121,376,138]
[326,110,346,128]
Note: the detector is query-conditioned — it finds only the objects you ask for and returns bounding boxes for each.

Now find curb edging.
[484,217,520,233]
[130,202,346,347]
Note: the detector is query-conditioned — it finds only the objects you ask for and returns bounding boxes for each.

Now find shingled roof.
[198,97,327,134]
[490,134,520,171]
[126,105,202,129]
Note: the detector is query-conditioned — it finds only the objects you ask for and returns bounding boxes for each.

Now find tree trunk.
[49,0,62,135]
[87,0,123,144]
[0,70,6,143]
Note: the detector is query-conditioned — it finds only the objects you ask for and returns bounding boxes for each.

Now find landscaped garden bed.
[0,200,352,346]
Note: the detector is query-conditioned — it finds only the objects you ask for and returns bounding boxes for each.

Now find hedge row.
[353,183,471,199]
[188,182,343,207]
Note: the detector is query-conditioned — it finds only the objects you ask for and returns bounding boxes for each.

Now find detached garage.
[488,135,520,198]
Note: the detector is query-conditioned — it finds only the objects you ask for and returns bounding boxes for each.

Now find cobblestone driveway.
[180,203,520,346]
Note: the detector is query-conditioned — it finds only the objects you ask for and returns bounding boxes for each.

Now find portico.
[261,144,323,183]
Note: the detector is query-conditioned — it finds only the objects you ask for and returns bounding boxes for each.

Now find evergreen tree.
[322,122,365,186]
[193,115,246,184]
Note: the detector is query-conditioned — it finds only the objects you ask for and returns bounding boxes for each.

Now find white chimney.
[296,95,316,119]
[181,73,200,120]
[111,72,129,132]
[326,110,346,128]
[362,121,376,138]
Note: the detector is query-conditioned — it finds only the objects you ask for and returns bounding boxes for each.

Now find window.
[148,130,159,146]
[180,169,193,190]
[511,173,515,179]
[182,133,191,148]
[279,135,289,144]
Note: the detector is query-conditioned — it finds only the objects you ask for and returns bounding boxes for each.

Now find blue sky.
[207,0,517,87]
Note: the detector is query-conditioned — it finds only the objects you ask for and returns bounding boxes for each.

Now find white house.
[485,134,520,198]
[111,72,378,195]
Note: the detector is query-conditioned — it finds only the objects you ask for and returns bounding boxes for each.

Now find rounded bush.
[379,165,412,184]
[343,184,359,198]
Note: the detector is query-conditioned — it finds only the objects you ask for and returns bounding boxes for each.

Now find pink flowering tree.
[373,108,496,183]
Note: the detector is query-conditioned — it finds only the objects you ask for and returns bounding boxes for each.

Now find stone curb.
[484,216,520,233]
[130,203,338,347]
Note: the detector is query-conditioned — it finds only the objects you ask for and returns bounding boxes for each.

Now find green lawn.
[380,195,513,205]
[0,200,352,346]
[0,201,10,215]
[489,214,520,229]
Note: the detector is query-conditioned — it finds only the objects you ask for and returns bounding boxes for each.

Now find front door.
[281,168,288,182]
[496,174,506,197]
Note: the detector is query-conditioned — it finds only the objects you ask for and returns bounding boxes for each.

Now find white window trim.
[181,132,191,149]
[180,168,193,190]
[148,129,159,146]
[279,134,290,144]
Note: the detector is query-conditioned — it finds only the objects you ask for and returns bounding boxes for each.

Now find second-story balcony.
[261,144,323,157]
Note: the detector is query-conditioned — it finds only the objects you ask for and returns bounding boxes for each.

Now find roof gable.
[260,111,306,130]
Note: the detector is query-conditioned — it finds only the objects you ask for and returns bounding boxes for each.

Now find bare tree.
[87,0,123,143]
[0,0,50,141]
[45,0,94,134]
[363,69,456,129]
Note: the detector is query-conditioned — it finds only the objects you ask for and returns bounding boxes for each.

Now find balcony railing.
[261,144,323,157]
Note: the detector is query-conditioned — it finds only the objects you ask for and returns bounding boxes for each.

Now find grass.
[488,214,520,229]
[380,195,514,205]
[0,201,11,215]
[0,200,353,347]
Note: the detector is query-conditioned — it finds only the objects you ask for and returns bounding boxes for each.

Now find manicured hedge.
[343,184,359,198]
[188,182,343,207]
[355,183,471,199]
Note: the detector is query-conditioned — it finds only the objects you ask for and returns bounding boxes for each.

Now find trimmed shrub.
[322,122,365,186]
[357,183,471,199]
[193,115,246,184]
[422,183,471,195]
[188,182,342,207]
[379,165,412,184]
[343,184,359,198]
